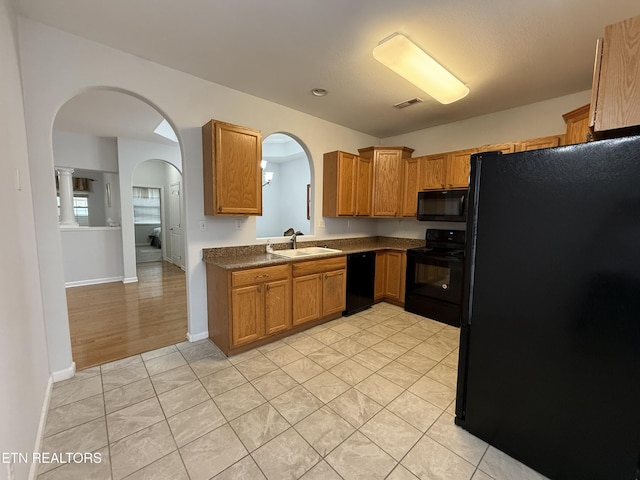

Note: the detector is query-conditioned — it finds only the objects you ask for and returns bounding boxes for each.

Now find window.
[57,194,90,226]
[133,187,161,224]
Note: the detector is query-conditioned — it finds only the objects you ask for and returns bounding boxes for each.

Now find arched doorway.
[53,89,188,369]
[257,133,312,239]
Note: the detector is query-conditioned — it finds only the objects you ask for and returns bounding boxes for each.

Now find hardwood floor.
[66,261,188,370]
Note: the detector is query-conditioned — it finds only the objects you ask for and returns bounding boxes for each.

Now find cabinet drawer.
[232,264,290,287]
[292,256,347,277]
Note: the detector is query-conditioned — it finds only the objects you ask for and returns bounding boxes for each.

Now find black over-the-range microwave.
[417,189,468,222]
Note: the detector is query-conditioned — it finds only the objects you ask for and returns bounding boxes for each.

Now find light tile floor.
[38,303,550,480]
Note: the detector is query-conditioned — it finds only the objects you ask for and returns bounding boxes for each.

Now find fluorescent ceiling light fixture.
[153,119,178,142]
[373,33,469,104]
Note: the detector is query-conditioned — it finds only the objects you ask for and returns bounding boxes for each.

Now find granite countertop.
[203,236,423,270]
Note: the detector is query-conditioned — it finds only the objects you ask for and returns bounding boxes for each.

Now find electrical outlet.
[199,220,206,231]
[318,219,326,228]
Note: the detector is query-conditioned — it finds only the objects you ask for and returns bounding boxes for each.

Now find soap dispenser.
[266,240,274,254]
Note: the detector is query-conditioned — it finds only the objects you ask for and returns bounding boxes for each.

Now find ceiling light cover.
[373,33,469,104]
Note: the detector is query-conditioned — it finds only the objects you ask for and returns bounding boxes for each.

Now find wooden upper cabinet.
[590,15,640,135]
[516,135,563,152]
[418,153,446,190]
[401,157,419,217]
[563,104,592,145]
[446,148,476,189]
[323,151,372,217]
[202,120,262,216]
[355,156,373,216]
[418,149,474,191]
[477,143,517,154]
[358,146,414,217]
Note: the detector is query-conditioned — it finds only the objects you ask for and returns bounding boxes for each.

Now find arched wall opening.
[257,132,313,240]
[52,87,188,368]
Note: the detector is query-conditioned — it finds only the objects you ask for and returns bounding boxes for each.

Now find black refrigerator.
[455,136,640,480]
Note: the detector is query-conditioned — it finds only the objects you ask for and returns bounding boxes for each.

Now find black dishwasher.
[344,251,376,316]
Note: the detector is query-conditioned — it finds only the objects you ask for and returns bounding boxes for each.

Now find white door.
[169,182,183,267]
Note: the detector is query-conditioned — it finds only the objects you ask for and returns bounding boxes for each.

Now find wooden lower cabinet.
[206,256,347,355]
[231,284,264,346]
[264,278,291,335]
[292,274,322,325]
[375,250,407,305]
[206,263,291,354]
[292,256,346,326]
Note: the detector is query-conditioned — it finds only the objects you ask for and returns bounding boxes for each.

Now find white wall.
[52,130,118,172]
[18,17,379,368]
[61,228,124,285]
[0,2,51,479]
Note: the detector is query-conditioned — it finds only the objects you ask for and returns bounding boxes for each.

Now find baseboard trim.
[51,361,76,383]
[187,331,209,342]
[65,277,123,288]
[123,276,138,284]
[29,375,54,480]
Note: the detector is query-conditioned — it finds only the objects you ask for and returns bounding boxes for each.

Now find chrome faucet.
[290,231,303,249]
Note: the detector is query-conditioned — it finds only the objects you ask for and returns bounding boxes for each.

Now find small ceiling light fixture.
[311,88,329,97]
[262,171,274,187]
[373,33,469,104]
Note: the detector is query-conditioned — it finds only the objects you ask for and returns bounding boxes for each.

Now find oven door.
[405,251,464,305]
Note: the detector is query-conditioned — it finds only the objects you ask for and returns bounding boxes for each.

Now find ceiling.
[20,0,640,138]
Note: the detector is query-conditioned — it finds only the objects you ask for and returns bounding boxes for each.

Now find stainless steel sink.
[271,246,342,258]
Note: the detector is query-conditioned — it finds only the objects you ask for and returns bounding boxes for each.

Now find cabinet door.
[516,135,563,151]
[402,158,419,217]
[322,269,346,316]
[372,151,403,217]
[231,285,264,346]
[203,120,262,216]
[337,152,357,216]
[215,122,262,215]
[265,278,291,335]
[374,252,386,301]
[445,149,475,189]
[563,104,592,145]
[477,143,517,154]
[292,274,322,325]
[384,251,404,301]
[354,156,372,216]
[592,15,640,132]
[418,154,446,190]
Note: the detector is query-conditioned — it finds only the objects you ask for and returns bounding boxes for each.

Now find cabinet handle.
[255,273,270,279]
[325,272,342,279]
[218,205,222,212]
[266,284,270,292]
[257,286,261,293]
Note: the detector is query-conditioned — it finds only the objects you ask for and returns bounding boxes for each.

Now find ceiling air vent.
[393,97,423,109]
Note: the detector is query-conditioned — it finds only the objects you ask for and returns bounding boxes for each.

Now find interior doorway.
[132,160,185,269]
[53,88,188,368]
